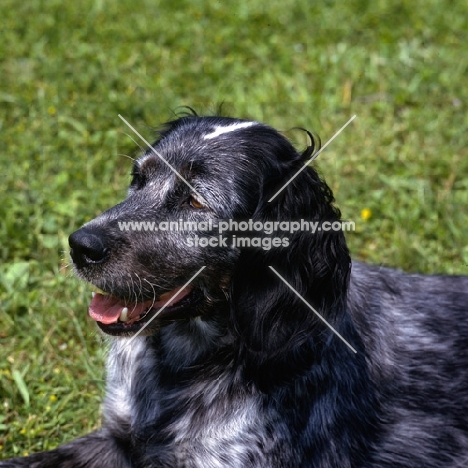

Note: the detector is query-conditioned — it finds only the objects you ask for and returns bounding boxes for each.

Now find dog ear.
[229,156,352,379]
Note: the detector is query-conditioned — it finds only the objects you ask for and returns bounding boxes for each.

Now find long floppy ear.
[229,151,352,380]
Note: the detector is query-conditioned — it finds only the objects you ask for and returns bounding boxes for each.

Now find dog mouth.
[88,286,201,336]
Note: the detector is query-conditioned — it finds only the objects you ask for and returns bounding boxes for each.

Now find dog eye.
[189,196,205,209]
[130,171,146,189]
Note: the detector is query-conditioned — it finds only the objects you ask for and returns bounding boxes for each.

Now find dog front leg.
[0,429,133,468]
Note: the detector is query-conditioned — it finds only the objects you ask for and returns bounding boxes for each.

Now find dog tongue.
[89,294,150,324]
[88,287,193,324]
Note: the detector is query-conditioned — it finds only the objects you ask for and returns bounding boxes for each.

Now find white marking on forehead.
[203,121,256,140]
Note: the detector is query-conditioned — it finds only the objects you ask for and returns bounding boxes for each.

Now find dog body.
[2,116,467,467]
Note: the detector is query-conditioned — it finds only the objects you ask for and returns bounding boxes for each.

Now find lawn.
[1,0,467,458]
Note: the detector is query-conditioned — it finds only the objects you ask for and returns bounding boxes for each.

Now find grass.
[1,0,467,458]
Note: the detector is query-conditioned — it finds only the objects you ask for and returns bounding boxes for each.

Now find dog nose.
[69,228,109,267]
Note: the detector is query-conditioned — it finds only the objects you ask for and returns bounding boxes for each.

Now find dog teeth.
[119,307,129,322]
[92,292,95,298]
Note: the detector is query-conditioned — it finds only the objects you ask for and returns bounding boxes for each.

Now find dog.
[2,114,467,467]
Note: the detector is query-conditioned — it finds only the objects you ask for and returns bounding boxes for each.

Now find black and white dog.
[2,115,468,467]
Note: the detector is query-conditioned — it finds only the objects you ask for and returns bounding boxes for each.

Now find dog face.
[70,118,247,335]
[69,118,269,336]
[69,116,350,341]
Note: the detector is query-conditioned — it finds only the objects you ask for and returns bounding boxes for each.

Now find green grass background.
[1,0,467,458]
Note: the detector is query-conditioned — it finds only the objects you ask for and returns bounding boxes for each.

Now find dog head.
[69,116,350,344]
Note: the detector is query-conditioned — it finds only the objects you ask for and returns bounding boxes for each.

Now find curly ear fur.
[229,139,352,382]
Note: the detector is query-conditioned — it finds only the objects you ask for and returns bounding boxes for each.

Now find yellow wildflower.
[361,208,372,221]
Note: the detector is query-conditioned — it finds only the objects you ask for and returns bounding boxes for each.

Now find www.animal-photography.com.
[1,1,467,467]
